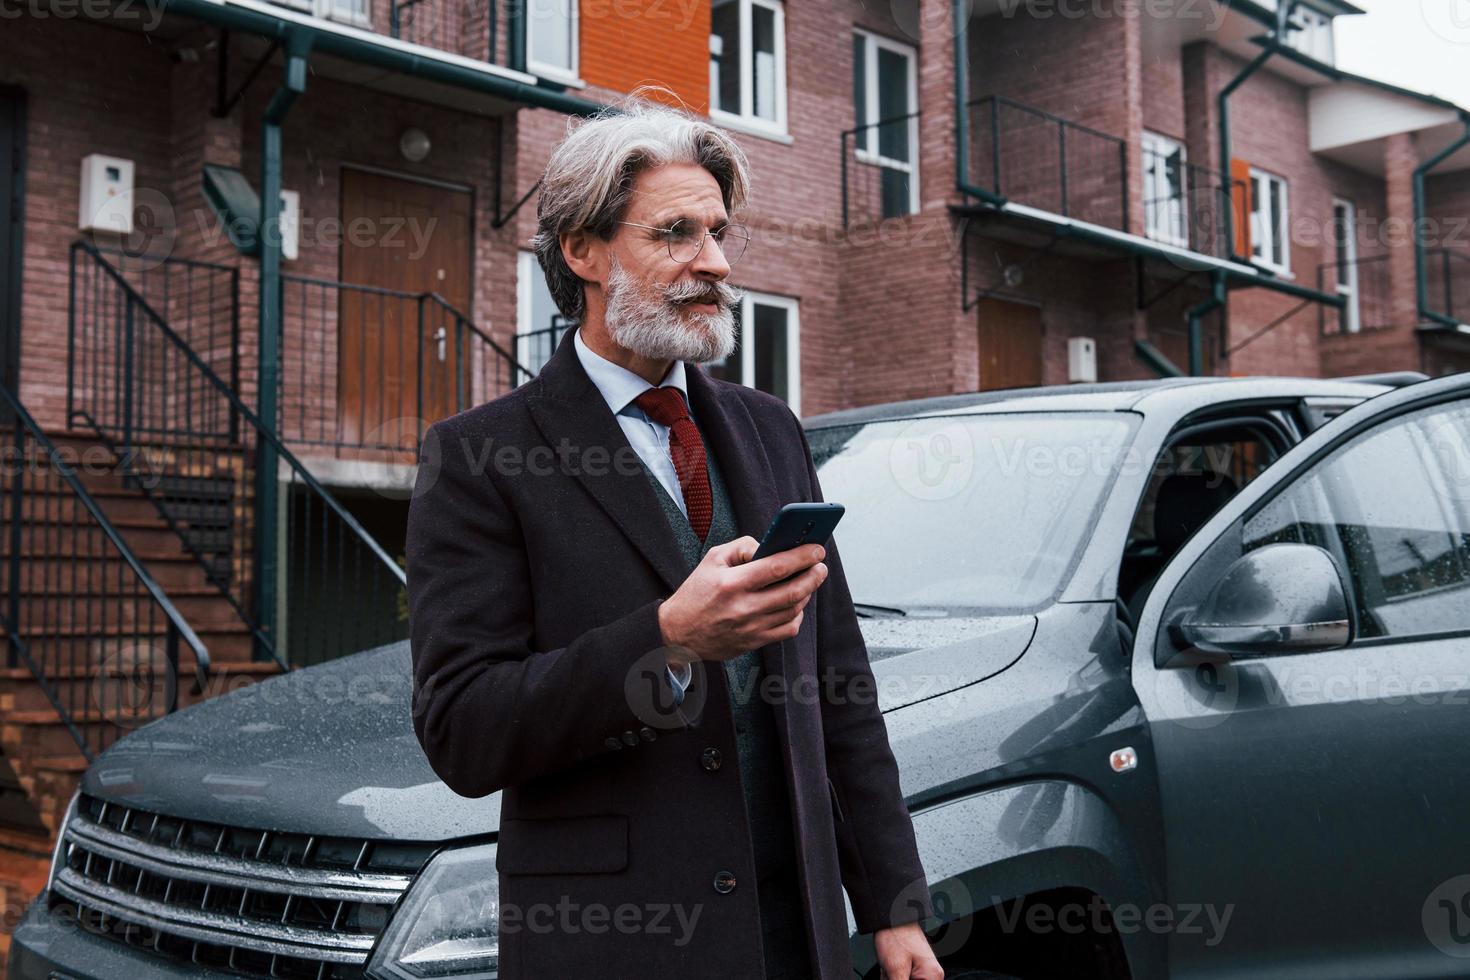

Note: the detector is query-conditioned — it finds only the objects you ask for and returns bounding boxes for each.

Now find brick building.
[0,0,1467,957]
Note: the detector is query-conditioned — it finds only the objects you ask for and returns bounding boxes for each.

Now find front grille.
[46,793,437,979]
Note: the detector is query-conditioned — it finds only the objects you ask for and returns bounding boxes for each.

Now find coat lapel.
[524,329,690,595]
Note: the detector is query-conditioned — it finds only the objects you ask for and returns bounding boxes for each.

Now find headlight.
[47,789,80,891]
[365,841,499,980]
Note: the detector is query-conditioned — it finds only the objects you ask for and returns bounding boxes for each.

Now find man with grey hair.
[406,91,941,980]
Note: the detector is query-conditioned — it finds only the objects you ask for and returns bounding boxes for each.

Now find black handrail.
[0,381,209,762]
[841,110,922,229]
[965,94,1130,233]
[1425,248,1469,324]
[69,241,407,669]
[279,273,533,452]
[1317,253,1392,335]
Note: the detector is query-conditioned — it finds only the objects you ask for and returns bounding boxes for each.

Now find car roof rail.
[1333,371,1429,388]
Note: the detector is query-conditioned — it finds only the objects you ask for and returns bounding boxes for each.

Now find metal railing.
[841,111,922,229]
[965,95,1130,232]
[1318,254,1392,335]
[1141,146,1246,262]
[279,273,531,453]
[514,316,571,375]
[0,382,209,762]
[1425,248,1470,324]
[68,242,408,669]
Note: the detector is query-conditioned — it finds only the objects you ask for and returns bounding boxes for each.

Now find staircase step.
[0,557,220,592]
[0,592,245,632]
[4,628,257,664]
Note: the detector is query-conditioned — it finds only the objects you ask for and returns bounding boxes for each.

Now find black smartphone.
[751,502,845,561]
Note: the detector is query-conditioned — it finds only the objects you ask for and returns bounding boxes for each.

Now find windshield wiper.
[852,602,907,618]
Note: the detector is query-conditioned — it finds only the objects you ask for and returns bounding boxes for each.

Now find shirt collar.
[573,325,690,418]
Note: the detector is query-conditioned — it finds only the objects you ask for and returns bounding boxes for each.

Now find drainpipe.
[1183,271,1228,376]
[1218,0,1298,265]
[253,28,311,662]
[1414,113,1470,328]
[953,0,1005,207]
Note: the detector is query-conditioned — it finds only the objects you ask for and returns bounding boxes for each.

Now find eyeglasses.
[618,218,750,267]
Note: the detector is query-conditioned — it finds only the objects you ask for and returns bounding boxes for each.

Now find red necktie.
[632,386,713,542]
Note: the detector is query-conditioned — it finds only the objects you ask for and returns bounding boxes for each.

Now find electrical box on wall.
[1068,337,1097,384]
[79,154,135,234]
[278,189,300,261]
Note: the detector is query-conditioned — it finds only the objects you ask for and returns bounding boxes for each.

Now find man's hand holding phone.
[657,537,828,665]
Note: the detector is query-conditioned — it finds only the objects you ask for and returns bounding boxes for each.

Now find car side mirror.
[1172,543,1354,657]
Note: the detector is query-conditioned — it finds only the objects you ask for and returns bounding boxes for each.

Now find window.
[1243,400,1470,641]
[526,0,578,83]
[852,29,919,218]
[701,291,800,413]
[516,251,566,375]
[1285,5,1335,65]
[275,0,369,26]
[1332,198,1361,334]
[1142,132,1189,249]
[1249,167,1290,274]
[710,0,786,135]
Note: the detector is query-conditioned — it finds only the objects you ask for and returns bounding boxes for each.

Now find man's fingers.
[732,543,826,589]
[711,536,760,567]
[745,562,827,616]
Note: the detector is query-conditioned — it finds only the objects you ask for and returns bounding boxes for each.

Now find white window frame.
[852,28,920,217]
[706,290,801,414]
[1332,197,1361,334]
[1249,166,1291,275]
[274,0,371,28]
[1285,5,1335,66]
[516,250,565,372]
[524,0,581,86]
[1142,131,1190,249]
[709,0,788,138]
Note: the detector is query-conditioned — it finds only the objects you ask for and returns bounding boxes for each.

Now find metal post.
[253,29,310,663]
[1058,123,1068,217]
[5,420,23,669]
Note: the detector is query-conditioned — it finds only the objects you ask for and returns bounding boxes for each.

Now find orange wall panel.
[580,0,711,112]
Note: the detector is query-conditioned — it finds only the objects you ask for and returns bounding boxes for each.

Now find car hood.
[82,642,499,842]
[860,614,1037,712]
[83,616,1037,840]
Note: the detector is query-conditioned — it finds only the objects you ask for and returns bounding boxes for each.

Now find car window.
[1242,400,1470,642]
[1120,424,1280,621]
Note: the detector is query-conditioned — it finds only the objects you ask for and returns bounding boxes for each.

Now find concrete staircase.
[0,429,285,972]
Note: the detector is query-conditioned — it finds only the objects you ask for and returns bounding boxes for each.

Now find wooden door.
[977,298,1043,391]
[338,168,472,449]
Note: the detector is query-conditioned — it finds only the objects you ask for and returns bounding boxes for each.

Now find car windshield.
[807,412,1139,614]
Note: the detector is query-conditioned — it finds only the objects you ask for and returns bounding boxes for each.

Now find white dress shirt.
[573,327,695,702]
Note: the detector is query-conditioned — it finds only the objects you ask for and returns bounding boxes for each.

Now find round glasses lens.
[716,224,750,266]
[666,219,706,263]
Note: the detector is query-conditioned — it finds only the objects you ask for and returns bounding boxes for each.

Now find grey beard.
[604,258,740,363]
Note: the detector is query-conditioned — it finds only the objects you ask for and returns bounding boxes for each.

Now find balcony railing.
[841,111,922,229]
[1425,248,1470,325]
[515,316,572,375]
[964,95,1129,232]
[279,274,532,453]
[1318,254,1392,335]
[1141,146,1246,262]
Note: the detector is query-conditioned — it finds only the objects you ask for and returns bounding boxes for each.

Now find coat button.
[713,870,737,894]
[701,747,722,771]
[621,730,639,747]
[604,737,623,750]
[639,726,657,742]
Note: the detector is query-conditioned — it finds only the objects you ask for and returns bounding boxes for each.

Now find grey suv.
[10,372,1470,980]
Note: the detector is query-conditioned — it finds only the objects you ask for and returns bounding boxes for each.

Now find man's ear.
[560,229,605,286]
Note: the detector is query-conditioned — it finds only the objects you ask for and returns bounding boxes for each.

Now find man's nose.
[688,230,731,279]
